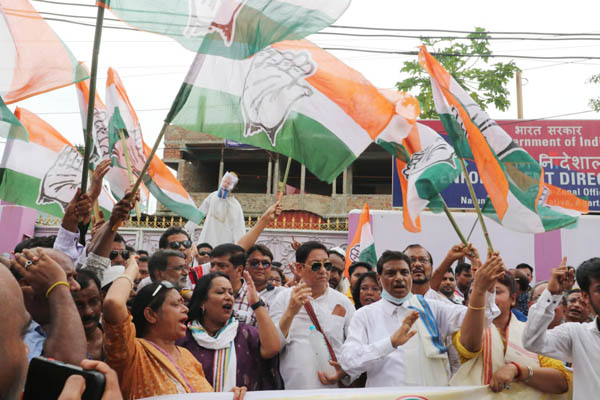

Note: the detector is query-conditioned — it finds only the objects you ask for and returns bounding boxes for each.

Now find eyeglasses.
[139,256,148,262]
[198,251,211,256]
[109,250,130,260]
[168,240,192,250]
[248,259,272,269]
[166,264,187,273]
[408,257,431,265]
[267,277,282,284]
[308,261,333,272]
[151,280,175,297]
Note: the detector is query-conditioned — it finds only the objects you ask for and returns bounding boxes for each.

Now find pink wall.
[0,202,37,254]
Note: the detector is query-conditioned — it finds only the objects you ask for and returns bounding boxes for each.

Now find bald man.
[0,265,31,400]
[12,247,87,365]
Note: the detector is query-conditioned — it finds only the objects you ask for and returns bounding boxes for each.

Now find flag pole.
[440,197,468,246]
[118,129,142,223]
[80,5,105,191]
[277,156,292,201]
[458,158,494,252]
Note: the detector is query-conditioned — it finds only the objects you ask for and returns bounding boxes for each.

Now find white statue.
[197,172,245,246]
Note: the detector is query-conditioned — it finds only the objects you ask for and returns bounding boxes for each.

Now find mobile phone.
[23,357,106,400]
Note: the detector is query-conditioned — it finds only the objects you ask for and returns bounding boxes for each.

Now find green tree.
[396,28,518,119]
[588,73,600,111]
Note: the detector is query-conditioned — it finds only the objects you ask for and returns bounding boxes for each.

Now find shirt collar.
[380,297,404,316]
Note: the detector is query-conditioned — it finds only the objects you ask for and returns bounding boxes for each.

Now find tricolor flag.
[98,0,349,59]
[420,46,588,233]
[0,100,113,217]
[168,39,410,183]
[103,69,205,225]
[345,203,376,276]
[0,0,87,103]
[375,90,460,232]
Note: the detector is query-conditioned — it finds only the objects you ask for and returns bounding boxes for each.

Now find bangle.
[46,281,70,298]
[523,366,533,383]
[467,303,486,311]
[114,275,134,288]
[510,362,522,380]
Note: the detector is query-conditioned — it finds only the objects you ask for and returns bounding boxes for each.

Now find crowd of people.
[1,182,599,400]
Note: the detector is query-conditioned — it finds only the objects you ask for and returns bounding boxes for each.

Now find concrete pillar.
[272,155,280,194]
[266,157,272,195]
[332,177,337,196]
[218,148,224,182]
[300,164,306,194]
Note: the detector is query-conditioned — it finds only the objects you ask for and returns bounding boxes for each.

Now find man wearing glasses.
[109,234,129,266]
[159,227,195,268]
[147,250,189,290]
[245,244,284,309]
[270,241,354,389]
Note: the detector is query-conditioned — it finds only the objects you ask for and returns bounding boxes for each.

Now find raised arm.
[237,200,282,251]
[13,248,87,364]
[431,244,468,291]
[243,271,281,359]
[273,282,311,339]
[523,258,575,362]
[103,255,139,325]
[458,253,505,353]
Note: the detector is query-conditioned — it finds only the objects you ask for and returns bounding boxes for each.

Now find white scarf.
[189,317,238,392]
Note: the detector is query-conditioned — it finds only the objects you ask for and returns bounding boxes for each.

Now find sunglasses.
[168,240,192,250]
[139,256,148,262]
[151,280,175,297]
[109,250,130,260]
[198,251,212,256]
[248,259,272,269]
[308,261,333,272]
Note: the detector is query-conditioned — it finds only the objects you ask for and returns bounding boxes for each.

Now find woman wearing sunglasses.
[179,271,282,391]
[102,256,247,399]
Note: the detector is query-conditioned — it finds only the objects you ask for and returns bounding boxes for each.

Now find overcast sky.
[15,0,600,155]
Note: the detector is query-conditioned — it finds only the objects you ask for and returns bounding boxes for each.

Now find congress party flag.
[98,0,349,59]
[420,46,588,233]
[0,0,87,103]
[345,203,376,276]
[0,103,114,217]
[168,39,411,183]
[103,68,204,225]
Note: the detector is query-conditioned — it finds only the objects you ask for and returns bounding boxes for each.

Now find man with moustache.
[73,270,105,360]
[245,244,284,309]
[439,270,462,304]
[340,250,501,387]
[564,288,589,323]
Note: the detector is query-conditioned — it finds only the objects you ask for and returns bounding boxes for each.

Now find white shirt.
[340,293,498,387]
[269,286,355,389]
[523,289,600,400]
[259,284,285,307]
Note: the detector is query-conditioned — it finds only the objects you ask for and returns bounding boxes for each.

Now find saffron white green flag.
[375,90,460,232]
[345,203,376,275]
[420,46,588,233]
[168,39,410,183]
[104,68,205,225]
[0,0,87,104]
[0,101,114,217]
[98,0,349,59]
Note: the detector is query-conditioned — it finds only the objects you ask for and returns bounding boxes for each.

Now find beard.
[440,286,454,297]
[412,276,430,285]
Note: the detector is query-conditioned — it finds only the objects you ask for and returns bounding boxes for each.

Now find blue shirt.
[24,320,46,362]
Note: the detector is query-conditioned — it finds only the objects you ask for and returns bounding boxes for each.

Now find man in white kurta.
[340,250,499,387]
[270,241,355,389]
[523,258,600,400]
[198,172,245,246]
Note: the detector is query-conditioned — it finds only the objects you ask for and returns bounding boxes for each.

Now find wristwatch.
[250,299,265,310]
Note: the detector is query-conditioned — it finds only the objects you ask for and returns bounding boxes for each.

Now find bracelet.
[467,303,486,311]
[46,281,70,298]
[114,275,135,288]
[523,366,533,383]
[510,362,522,380]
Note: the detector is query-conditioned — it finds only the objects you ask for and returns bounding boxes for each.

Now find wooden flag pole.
[458,157,494,252]
[80,5,105,191]
[118,129,142,222]
[277,156,292,201]
[440,196,468,246]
